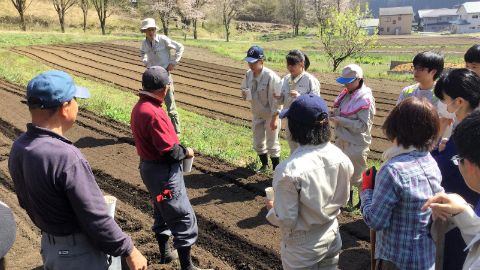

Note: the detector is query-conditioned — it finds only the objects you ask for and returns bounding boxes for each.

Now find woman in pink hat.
[331,64,375,209]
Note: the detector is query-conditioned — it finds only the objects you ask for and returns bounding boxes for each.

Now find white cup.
[183,156,194,173]
[274,87,282,97]
[104,195,117,218]
[242,88,252,101]
[265,187,274,200]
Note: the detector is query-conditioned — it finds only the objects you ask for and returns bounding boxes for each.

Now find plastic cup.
[265,187,274,200]
[243,88,252,101]
[274,87,282,97]
[183,157,194,173]
[104,195,117,218]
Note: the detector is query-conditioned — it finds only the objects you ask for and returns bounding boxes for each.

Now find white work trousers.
[335,138,369,187]
[252,116,281,157]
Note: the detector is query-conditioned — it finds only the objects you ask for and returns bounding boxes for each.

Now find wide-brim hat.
[0,201,16,258]
[140,18,158,32]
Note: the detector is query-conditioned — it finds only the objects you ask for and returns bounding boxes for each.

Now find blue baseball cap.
[27,70,90,108]
[244,46,264,63]
[279,94,328,125]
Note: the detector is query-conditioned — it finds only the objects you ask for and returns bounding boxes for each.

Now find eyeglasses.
[451,155,465,166]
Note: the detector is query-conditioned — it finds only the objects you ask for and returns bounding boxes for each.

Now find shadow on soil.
[74,136,122,148]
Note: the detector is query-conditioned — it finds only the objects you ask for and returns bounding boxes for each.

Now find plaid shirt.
[361,151,444,270]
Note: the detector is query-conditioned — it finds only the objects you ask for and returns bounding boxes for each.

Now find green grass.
[0,30,139,48]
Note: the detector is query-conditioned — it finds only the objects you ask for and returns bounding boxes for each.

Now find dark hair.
[465,44,480,63]
[286,50,311,71]
[434,68,480,109]
[412,51,444,80]
[453,109,480,167]
[288,112,330,145]
[383,97,439,151]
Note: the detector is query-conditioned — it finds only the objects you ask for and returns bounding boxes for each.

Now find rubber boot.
[271,157,280,170]
[257,154,269,173]
[156,233,178,264]
[178,246,213,270]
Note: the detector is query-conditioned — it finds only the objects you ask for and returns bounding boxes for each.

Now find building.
[418,8,458,32]
[379,6,414,35]
[451,1,480,33]
[357,18,379,35]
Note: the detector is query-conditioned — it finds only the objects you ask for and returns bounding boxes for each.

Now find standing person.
[276,50,321,153]
[423,110,480,270]
[0,201,16,270]
[131,66,209,270]
[331,64,375,209]
[240,46,282,172]
[396,51,444,105]
[431,68,480,270]
[361,97,444,270]
[140,17,184,134]
[265,94,353,270]
[464,44,480,76]
[8,70,147,270]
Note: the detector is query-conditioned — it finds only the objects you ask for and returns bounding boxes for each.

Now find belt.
[141,159,166,164]
[42,232,82,245]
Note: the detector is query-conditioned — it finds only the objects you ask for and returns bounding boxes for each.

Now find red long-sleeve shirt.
[131,94,180,161]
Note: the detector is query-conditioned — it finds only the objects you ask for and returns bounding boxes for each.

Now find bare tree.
[11,0,33,31]
[91,0,126,34]
[79,0,89,32]
[278,0,305,35]
[219,0,242,42]
[319,4,377,71]
[150,0,177,35]
[177,0,209,39]
[52,0,77,32]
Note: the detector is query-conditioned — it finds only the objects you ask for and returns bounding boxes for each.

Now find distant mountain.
[360,0,465,17]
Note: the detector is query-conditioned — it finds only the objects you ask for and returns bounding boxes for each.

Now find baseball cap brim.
[336,77,356,85]
[74,86,90,99]
[244,57,260,63]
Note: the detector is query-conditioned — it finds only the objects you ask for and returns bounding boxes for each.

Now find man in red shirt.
[131,66,206,270]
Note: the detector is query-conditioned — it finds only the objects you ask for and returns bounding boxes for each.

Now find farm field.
[1,33,478,270]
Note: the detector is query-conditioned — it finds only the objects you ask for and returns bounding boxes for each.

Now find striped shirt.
[361,151,444,270]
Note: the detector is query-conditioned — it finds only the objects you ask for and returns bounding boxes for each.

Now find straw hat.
[140,18,158,32]
[0,201,16,258]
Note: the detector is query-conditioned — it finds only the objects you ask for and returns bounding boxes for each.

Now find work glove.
[361,166,377,192]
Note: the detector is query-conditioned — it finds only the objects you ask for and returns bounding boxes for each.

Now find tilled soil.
[11,42,399,160]
[0,79,370,269]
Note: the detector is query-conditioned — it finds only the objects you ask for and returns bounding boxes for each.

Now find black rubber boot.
[156,233,178,264]
[271,157,280,170]
[257,154,269,172]
[178,246,214,270]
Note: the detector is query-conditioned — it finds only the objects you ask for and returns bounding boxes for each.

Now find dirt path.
[10,42,404,160]
[0,79,370,269]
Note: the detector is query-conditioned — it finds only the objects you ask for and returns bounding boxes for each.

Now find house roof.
[379,6,414,16]
[418,8,458,18]
[357,18,379,28]
[462,2,480,14]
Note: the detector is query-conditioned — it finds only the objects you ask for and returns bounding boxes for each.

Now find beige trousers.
[335,138,369,187]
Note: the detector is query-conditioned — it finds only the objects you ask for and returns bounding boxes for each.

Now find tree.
[151,0,177,35]
[91,0,126,34]
[11,0,33,31]
[278,0,305,35]
[319,4,377,71]
[79,0,89,32]
[219,0,243,42]
[177,0,209,39]
[52,0,77,33]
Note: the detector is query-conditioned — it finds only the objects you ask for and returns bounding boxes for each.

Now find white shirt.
[278,72,321,109]
[453,207,480,270]
[266,142,353,269]
[140,34,184,68]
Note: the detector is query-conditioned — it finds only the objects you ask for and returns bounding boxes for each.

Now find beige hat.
[0,201,16,258]
[336,64,363,84]
[140,18,158,32]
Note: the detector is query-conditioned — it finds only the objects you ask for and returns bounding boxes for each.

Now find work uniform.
[241,67,282,158]
[266,143,353,270]
[141,34,184,134]
[8,124,133,269]
[130,93,198,248]
[278,72,321,153]
[332,84,375,186]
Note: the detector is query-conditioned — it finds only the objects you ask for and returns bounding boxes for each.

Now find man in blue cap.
[240,45,282,172]
[265,94,353,270]
[8,70,147,270]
